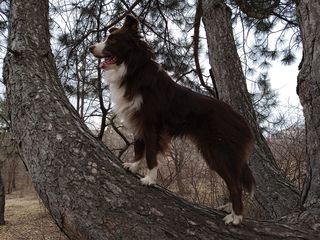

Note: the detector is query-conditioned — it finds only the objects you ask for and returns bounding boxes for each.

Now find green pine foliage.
[250,73,279,130]
[230,0,301,130]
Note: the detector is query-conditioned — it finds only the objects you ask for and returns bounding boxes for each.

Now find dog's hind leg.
[201,146,244,225]
[123,138,144,173]
[222,180,243,225]
[214,163,244,225]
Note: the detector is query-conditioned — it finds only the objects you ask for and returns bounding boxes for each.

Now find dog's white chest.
[109,83,142,128]
[103,64,143,134]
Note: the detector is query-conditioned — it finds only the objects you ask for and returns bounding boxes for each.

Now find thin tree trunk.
[3,0,319,239]
[6,159,17,194]
[202,0,300,219]
[96,0,108,140]
[296,0,320,224]
[0,169,5,225]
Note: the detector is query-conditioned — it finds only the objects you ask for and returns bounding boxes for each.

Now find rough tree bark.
[296,0,320,224]
[4,0,319,239]
[202,0,300,219]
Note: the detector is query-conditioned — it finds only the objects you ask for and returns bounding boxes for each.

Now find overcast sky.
[269,53,302,107]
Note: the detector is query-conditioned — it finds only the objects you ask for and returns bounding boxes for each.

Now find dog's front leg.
[140,129,158,186]
[123,138,144,173]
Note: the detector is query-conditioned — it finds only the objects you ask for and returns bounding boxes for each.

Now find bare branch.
[193,0,216,97]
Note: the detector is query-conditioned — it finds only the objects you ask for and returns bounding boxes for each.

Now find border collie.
[90,15,255,225]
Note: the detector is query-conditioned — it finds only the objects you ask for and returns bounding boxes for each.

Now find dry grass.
[0,191,68,240]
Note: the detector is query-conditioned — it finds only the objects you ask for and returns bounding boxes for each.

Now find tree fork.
[4,0,318,239]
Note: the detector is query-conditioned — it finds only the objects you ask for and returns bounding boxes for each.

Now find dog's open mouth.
[99,55,117,69]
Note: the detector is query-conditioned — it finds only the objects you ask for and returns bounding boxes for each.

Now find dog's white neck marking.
[103,63,143,135]
[102,63,127,84]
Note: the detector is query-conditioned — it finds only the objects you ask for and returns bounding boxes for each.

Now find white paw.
[217,202,232,213]
[140,175,156,186]
[140,167,158,186]
[223,212,243,225]
[123,161,141,173]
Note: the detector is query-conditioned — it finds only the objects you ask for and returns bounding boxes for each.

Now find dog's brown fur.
[90,15,255,224]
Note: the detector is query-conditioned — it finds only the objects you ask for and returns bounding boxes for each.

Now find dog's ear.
[109,27,119,33]
[123,14,139,33]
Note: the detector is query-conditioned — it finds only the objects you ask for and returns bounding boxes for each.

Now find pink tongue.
[99,61,108,69]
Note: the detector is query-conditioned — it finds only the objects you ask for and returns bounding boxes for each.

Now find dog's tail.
[241,164,256,198]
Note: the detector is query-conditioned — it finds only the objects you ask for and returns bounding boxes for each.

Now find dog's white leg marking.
[123,160,141,174]
[141,167,158,186]
[217,202,232,213]
[223,210,243,225]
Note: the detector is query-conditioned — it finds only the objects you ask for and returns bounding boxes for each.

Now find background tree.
[0,3,10,221]
[0,174,4,225]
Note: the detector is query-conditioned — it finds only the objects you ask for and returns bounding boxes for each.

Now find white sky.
[269,57,301,107]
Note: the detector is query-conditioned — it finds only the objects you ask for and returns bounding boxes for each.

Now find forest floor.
[0,191,68,240]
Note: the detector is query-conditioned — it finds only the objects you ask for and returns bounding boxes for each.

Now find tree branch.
[235,0,280,19]
[193,0,216,98]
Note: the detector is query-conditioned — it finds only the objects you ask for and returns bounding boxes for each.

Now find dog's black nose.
[89,45,95,53]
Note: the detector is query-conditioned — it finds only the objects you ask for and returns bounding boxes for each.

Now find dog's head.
[89,15,154,70]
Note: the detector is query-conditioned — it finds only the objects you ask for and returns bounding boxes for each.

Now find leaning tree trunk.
[202,0,300,219]
[296,0,320,224]
[3,0,319,239]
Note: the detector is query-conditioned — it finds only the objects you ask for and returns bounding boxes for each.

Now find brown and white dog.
[89,15,255,225]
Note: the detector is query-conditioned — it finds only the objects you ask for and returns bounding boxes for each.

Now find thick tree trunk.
[202,0,300,219]
[296,0,320,223]
[4,0,319,239]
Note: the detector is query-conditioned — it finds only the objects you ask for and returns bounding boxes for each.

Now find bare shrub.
[158,138,227,208]
[267,104,306,190]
